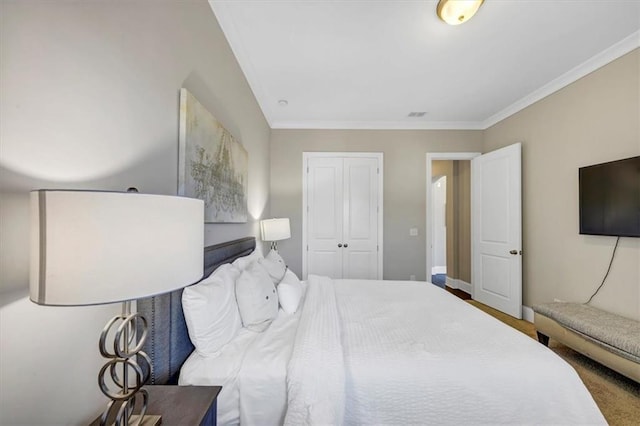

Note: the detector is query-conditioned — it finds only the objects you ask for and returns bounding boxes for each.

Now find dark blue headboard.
[137,236,256,385]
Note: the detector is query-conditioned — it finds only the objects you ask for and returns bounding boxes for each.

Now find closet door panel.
[343,158,379,279]
[307,157,343,279]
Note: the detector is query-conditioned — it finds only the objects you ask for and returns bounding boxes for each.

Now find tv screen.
[579,156,640,237]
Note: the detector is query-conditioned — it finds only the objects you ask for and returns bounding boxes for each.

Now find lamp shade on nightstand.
[29,189,205,425]
[260,218,291,243]
[29,190,204,306]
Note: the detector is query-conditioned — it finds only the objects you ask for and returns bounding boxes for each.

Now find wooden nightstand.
[90,385,221,426]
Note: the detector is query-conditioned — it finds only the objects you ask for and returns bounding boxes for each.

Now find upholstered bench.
[533,302,640,383]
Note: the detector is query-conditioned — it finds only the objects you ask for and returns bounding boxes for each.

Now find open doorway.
[426,152,480,295]
[431,175,447,288]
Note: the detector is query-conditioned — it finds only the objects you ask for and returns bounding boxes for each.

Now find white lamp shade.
[260,218,291,242]
[30,190,204,306]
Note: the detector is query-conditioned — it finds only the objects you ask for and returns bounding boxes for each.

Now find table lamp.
[29,190,204,426]
[260,218,290,250]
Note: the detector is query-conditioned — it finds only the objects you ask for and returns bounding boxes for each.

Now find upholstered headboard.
[137,236,256,385]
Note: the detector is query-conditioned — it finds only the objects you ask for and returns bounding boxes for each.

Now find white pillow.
[258,249,287,284]
[235,261,279,332]
[182,263,243,356]
[232,250,263,271]
[277,269,303,314]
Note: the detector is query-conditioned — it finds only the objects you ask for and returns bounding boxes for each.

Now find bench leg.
[537,331,550,346]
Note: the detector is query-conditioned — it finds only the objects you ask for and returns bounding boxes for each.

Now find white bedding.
[182,275,606,425]
[179,308,299,425]
[286,276,606,425]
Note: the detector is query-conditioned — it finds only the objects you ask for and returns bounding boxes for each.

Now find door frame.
[425,152,480,288]
[302,152,384,279]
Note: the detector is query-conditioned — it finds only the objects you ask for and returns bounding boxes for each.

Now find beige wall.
[484,49,640,320]
[454,161,472,283]
[431,160,471,283]
[0,1,270,424]
[270,130,483,280]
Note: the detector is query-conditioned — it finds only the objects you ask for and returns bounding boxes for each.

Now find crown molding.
[209,1,276,128]
[270,120,485,130]
[210,1,638,132]
[482,30,640,129]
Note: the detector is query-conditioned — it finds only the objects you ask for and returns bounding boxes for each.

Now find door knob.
[344,244,348,248]
[338,243,343,248]
[509,249,518,255]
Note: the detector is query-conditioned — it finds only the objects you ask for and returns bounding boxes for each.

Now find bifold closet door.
[306,156,379,279]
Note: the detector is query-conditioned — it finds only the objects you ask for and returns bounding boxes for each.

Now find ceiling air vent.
[408,112,427,117]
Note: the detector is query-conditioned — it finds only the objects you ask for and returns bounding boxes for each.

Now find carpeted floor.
[466,300,640,426]
[431,274,446,288]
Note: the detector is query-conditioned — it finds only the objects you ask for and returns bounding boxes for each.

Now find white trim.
[523,305,535,324]
[445,276,456,289]
[482,30,640,129]
[210,1,275,128]
[271,120,485,130]
[302,156,308,278]
[445,277,472,295]
[426,152,481,292]
[302,152,384,280]
[432,266,446,275]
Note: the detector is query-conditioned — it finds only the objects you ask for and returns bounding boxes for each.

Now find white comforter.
[285,276,606,425]
[180,309,300,425]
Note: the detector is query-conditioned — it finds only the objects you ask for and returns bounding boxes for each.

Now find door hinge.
[306,245,309,251]
[307,166,309,173]
[377,245,379,251]
[307,205,309,213]
[377,167,379,174]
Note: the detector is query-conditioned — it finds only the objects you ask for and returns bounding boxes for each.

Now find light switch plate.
[409,227,418,236]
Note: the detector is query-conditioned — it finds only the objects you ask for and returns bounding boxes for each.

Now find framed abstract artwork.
[178,88,248,223]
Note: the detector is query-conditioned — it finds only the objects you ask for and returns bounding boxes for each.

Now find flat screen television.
[579,155,640,237]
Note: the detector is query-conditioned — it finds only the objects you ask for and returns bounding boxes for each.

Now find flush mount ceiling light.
[278,99,288,107]
[437,0,484,25]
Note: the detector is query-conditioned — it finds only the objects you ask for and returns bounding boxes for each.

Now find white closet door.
[307,157,344,278]
[342,158,379,279]
[305,154,382,280]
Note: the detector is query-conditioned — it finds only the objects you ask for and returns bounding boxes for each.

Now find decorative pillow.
[235,261,279,332]
[277,269,303,314]
[182,263,243,356]
[232,250,263,272]
[258,249,287,284]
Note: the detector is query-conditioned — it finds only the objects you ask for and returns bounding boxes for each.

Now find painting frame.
[178,88,248,223]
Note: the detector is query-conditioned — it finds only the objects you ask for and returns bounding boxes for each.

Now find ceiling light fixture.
[436,0,484,26]
[278,99,288,107]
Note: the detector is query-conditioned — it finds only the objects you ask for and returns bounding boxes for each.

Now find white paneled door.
[304,153,383,280]
[472,143,522,318]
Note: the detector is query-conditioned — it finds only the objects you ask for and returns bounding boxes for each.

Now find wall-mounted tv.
[579,155,640,237]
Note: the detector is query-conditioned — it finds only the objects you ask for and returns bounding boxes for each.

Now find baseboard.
[446,277,472,295]
[522,305,534,323]
[432,266,447,275]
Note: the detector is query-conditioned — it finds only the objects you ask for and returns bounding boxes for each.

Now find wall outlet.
[410,275,416,281]
[553,298,564,303]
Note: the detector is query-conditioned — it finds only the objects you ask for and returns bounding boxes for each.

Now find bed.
[139,237,606,425]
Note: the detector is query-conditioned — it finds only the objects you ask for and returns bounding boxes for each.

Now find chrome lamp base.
[98,301,160,426]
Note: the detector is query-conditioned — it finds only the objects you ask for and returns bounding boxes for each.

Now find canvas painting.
[178,88,248,223]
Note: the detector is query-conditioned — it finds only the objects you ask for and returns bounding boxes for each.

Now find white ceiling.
[210,1,640,130]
